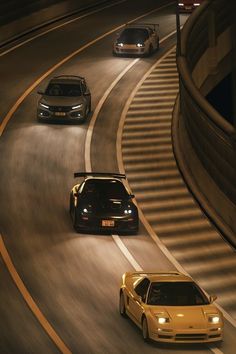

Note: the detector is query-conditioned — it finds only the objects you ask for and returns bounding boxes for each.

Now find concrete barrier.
[175,0,236,245]
[0,0,110,46]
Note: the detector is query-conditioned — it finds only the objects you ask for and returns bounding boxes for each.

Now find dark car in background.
[178,0,203,12]
[69,172,139,234]
[37,75,91,123]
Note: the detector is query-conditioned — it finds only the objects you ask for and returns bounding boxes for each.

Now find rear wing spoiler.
[74,172,126,179]
[125,23,159,31]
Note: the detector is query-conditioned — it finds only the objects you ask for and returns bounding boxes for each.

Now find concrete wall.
[175,0,236,245]
[0,0,110,46]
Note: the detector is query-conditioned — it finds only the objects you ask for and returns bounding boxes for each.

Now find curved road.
[0,1,235,353]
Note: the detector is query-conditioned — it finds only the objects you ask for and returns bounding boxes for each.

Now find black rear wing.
[125,23,159,31]
[74,172,126,179]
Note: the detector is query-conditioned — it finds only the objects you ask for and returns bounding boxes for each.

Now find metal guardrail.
[176,0,236,244]
[0,0,110,46]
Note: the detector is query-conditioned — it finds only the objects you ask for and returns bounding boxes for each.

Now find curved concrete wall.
[0,0,109,46]
[175,0,236,245]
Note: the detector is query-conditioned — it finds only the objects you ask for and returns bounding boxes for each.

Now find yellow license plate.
[55,112,66,116]
[102,220,115,227]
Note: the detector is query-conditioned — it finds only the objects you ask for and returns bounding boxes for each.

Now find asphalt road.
[0,1,235,353]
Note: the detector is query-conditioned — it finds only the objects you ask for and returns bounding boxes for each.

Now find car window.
[134,278,150,302]
[119,28,149,43]
[147,281,210,306]
[81,179,129,200]
[45,83,82,97]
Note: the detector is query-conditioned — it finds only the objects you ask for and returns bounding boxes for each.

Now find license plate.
[186,6,191,9]
[102,220,115,227]
[55,112,66,116]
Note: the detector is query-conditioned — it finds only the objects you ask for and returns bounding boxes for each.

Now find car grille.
[175,333,207,341]
[49,106,71,112]
[119,49,142,53]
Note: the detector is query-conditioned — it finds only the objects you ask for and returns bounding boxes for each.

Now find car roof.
[135,272,193,283]
[49,75,84,85]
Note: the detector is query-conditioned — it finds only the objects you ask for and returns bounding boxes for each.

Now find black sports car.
[69,172,139,233]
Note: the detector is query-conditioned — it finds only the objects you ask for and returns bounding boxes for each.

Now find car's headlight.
[124,209,132,214]
[116,42,124,47]
[81,206,92,214]
[178,3,184,6]
[208,315,221,324]
[40,103,49,109]
[194,3,200,6]
[72,104,83,110]
[157,316,170,324]
[136,43,144,47]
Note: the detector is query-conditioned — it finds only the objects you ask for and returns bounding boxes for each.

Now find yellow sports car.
[119,271,223,343]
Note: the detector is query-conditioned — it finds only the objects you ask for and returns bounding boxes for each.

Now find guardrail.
[175,0,236,245]
[0,0,110,46]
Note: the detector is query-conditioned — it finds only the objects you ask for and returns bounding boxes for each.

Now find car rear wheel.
[148,44,153,56]
[142,317,149,341]
[119,292,127,317]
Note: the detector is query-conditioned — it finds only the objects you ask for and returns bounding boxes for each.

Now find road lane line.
[0,1,174,136]
[0,235,72,354]
[112,235,142,271]
[0,0,127,57]
[84,58,139,171]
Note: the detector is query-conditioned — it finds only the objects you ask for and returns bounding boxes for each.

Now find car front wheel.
[119,292,127,317]
[142,317,149,341]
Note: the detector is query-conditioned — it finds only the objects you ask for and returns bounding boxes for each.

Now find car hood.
[40,96,84,106]
[84,198,132,214]
[151,305,217,329]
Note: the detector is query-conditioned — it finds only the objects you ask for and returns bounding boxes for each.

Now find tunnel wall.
[175,0,236,245]
[0,0,110,46]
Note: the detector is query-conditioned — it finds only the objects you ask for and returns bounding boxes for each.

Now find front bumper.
[149,327,223,343]
[113,45,146,56]
[74,214,139,234]
[37,107,86,123]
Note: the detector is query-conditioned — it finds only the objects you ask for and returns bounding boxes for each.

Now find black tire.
[148,45,153,56]
[119,292,127,317]
[142,317,149,341]
[71,208,78,232]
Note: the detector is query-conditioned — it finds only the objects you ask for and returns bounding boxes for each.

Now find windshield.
[119,28,149,44]
[82,179,129,200]
[45,83,82,97]
[147,282,209,306]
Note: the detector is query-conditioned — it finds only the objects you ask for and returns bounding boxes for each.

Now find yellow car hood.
[152,305,217,329]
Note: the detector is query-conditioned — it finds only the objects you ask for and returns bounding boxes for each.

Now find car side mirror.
[210,295,217,303]
[133,294,142,304]
[130,194,135,199]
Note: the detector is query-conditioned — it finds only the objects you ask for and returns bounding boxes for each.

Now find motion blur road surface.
[0,1,235,353]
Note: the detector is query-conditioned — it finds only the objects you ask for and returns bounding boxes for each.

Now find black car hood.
[40,96,85,107]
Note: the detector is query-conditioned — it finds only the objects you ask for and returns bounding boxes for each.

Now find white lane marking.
[0,0,127,57]
[0,235,72,354]
[0,2,174,136]
[84,59,139,171]
[112,235,142,271]
[115,47,227,354]
[0,1,173,57]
